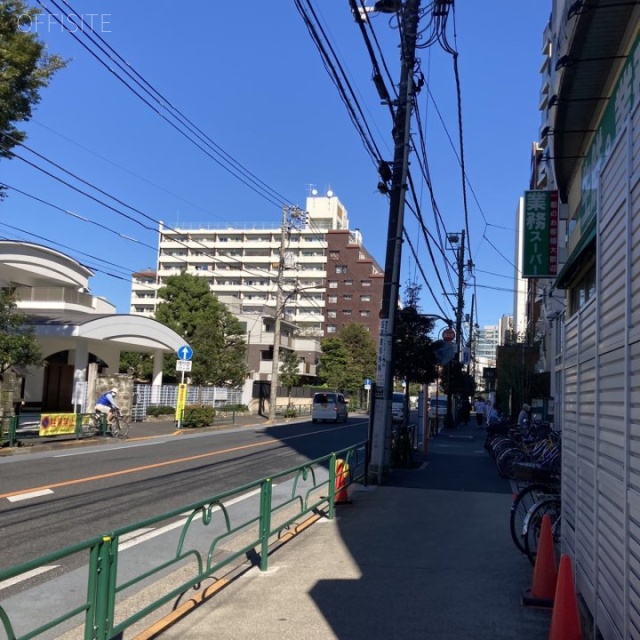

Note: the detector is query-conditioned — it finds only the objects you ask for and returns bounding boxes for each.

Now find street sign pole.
[175,346,193,429]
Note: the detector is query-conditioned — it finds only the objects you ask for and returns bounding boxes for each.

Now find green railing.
[1,414,109,447]
[0,440,367,640]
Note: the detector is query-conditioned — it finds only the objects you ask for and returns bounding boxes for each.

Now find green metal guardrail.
[0,440,368,640]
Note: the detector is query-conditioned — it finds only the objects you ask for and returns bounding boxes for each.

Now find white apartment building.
[473,315,513,388]
[131,192,383,338]
[131,193,362,334]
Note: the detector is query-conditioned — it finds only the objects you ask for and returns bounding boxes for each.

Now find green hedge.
[217,404,248,413]
[182,405,216,428]
[147,406,175,417]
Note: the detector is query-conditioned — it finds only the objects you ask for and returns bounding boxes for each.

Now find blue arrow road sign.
[177,345,193,360]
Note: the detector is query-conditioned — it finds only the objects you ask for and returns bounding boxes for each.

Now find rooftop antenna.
[306,183,317,197]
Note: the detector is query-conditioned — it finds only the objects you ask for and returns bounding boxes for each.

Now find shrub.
[283,406,297,418]
[216,404,248,413]
[147,406,175,417]
[182,405,216,428]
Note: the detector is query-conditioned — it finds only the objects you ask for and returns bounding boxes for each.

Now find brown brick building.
[324,229,384,343]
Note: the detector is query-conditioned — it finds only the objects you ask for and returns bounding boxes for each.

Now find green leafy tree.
[0,1,66,198]
[119,351,153,381]
[337,322,377,380]
[0,288,44,376]
[279,349,300,406]
[393,283,438,408]
[154,272,247,387]
[318,338,350,391]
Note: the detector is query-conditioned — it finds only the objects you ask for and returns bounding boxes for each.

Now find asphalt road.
[0,417,368,569]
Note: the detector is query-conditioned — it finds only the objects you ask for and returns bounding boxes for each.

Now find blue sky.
[2,1,550,331]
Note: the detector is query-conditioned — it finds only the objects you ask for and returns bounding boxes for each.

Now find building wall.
[131,194,384,343]
[556,23,640,640]
[324,230,384,342]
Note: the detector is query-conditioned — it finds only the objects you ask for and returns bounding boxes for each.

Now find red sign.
[442,328,455,342]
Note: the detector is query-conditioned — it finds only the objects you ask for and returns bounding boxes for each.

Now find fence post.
[89,535,115,640]
[232,409,236,425]
[75,413,83,440]
[259,478,273,571]
[328,452,337,520]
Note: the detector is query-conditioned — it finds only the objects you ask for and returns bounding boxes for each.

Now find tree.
[0,1,66,198]
[154,272,247,387]
[337,323,377,381]
[0,288,44,376]
[318,338,351,391]
[119,351,153,382]
[279,349,300,407]
[393,283,438,400]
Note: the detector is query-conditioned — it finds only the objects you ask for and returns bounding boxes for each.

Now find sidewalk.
[140,421,552,640]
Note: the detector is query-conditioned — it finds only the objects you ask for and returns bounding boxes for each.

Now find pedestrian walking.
[474,397,486,428]
[517,403,531,427]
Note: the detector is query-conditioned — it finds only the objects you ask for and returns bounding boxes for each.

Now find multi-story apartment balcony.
[14,285,116,318]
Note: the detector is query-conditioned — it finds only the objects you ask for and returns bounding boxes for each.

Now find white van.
[392,392,405,423]
[311,392,348,423]
[429,397,449,420]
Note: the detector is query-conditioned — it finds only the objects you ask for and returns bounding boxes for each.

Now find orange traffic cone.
[521,514,557,608]
[334,458,351,504]
[549,555,583,640]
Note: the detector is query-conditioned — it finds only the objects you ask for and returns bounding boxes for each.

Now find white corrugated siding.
[561,104,640,640]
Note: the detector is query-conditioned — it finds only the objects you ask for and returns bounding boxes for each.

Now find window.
[327,325,337,333]
[329,251,340,260]
[360,310,371,317]
[329,280,338,289]
[327,310,337,318]
[328,295,338,303]
[344,294,353,301]
[344,280,353,286]
[360,294,371,302]
[336,265,347,274]
[343,309,352,316]
[362,280,372,287]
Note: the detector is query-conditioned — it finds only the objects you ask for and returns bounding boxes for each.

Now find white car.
[429,397,449,420]
[311,392,348,423]
[391,392,405,423]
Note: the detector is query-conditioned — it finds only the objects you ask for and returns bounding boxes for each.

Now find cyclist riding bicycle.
[95,388,119,426]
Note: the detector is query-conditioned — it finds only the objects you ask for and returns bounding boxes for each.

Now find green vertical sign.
[523,190,558,278]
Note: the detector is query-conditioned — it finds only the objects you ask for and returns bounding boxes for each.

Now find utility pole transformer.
[370,0,422,483]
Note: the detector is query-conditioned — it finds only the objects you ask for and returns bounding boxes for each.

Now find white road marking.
[0,566,58,591]
[7,489,54,503]
[119,487,264,551]
[53,441,164,457]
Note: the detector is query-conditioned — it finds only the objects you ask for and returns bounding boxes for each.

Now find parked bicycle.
[84,407,130,439]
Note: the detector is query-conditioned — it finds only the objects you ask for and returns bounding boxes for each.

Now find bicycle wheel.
[82,415,101,437]
[523,497,562,566]
[110,415,130,438]
[496,447,528,479]
[509,483,556,554]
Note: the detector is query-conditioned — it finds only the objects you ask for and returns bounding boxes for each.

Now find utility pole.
[370,0,421,483]
[444,229,465,427]
[268,206,302,422]
[454,229,466,359]
[467,291,475,375]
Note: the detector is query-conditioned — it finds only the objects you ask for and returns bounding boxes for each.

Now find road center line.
[0,427,341,499]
